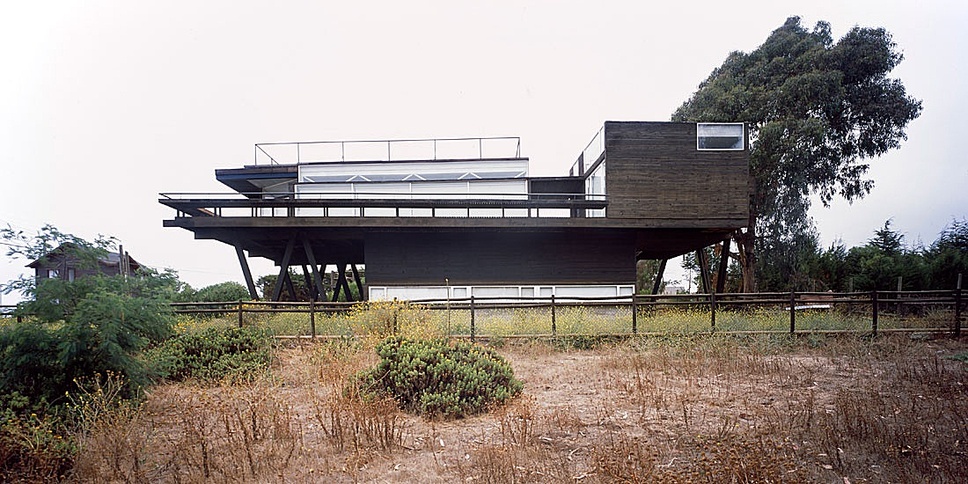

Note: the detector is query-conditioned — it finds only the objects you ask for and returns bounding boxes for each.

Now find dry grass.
[69,333,968,482]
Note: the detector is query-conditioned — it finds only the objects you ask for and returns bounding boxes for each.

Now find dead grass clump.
[497,395,536,446]
[69,373,153,482]
[591,432,661,482]
[156,385,303,482]
[667,434,807,482]
[802,353,968,482]
[309,338,408,454]
[313,388,407,453]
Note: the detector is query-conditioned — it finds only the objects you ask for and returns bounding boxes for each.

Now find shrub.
[355,336,522,418]
[149,326,273,383]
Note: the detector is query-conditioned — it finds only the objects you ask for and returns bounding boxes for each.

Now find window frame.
[697,123,745,151]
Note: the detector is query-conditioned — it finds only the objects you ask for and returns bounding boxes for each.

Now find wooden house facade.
[160,121,749,301]
[28,243,140,282]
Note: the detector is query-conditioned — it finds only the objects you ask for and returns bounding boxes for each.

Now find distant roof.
[26,243,141,270]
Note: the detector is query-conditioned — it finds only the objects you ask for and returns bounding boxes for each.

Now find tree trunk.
[734,226,758,293]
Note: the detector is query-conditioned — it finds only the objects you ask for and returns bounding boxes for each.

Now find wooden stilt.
[284,271,297,301]
[651,259,668,295]
[302,240,326,302]
[235,244,258,300]
[331,263,350,302]
[271,238,296,302]
[351,263,364,301]
[697,249,711,294]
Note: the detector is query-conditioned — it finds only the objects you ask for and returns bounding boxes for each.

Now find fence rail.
[166,289,965,340]
[5,291,962,339]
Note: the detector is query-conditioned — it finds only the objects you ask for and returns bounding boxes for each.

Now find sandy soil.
[76,335,968,483]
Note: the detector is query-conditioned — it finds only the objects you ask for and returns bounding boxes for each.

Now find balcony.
[158,191,607,219]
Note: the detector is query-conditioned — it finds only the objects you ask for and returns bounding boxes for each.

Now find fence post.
[955,273,962,337]
[710,292,716,332]
[470,295,476,341]
[237,300,243,328]
[871,291,878,336]
[310,300,316,340]
[632,295,638,334]
[551,294,557,337]
[789,290,796,335]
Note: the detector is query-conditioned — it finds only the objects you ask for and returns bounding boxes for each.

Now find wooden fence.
[166,289,965,340]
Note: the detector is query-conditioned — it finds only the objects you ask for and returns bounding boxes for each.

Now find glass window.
[585,161,606,217]
[697,123,744,150]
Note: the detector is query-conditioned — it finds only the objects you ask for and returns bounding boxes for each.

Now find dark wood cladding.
[603,121,749,221]
[365,230,635,286]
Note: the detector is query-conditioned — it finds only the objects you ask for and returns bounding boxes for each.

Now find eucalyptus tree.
[673,17,922,291]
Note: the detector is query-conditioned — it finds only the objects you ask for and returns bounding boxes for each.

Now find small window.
[47,269,59,279]
[697,123,744,150]
[68,268,76,282]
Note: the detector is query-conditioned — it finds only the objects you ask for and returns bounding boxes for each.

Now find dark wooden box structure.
[160,121,748,301]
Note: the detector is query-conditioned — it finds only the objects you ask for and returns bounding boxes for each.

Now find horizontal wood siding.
[603,122,748,222]
[365,230,635,286]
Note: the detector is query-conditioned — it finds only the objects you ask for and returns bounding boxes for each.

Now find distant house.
[27,243,140,282]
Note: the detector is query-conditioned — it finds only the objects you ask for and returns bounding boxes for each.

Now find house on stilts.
[160,121,748,301]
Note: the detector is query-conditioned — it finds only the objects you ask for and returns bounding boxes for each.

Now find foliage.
[924,218,968,289]
[187,281,253,303]
[0,224,118,298]
[0,274,175,405]
[356,336,522,418]
[949,352,968,364]
[149,326,273,383]
[751,219,967,293]
[672,17,922,291]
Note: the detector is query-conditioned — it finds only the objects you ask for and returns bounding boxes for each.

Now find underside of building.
[160,121,749,301]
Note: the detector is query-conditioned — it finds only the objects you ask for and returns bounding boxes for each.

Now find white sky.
[2,1,966,301]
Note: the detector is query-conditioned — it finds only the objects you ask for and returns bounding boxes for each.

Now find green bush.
[150,326,273,383]
[356,336,522,418]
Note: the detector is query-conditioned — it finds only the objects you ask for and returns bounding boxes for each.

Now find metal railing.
[159,191,606,219]
[254,137,522,166]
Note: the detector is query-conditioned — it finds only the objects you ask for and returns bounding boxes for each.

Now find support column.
[302,240,327,302]
[697,249,711,294]
[235,244,258,300]
[300,265,314,300]
[271,238,296,302]
[331,263,351,302]
[651,259,668,295]
[351,264,365,301]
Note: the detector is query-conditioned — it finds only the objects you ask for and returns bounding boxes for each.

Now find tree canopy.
[672,16,922,291]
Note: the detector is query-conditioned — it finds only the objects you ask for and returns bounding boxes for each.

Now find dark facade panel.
[603,121,749,221]
[365,230,635,286]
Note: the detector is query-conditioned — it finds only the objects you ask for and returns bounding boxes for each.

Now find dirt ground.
[74,334,968,483]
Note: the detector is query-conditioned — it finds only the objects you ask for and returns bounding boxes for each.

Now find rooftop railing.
[254,137,522,166]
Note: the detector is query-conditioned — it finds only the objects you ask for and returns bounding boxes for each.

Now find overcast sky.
[2,1,966,302]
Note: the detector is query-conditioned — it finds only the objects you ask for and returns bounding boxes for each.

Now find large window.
[697,123,744,150]
[585,161,606,217]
